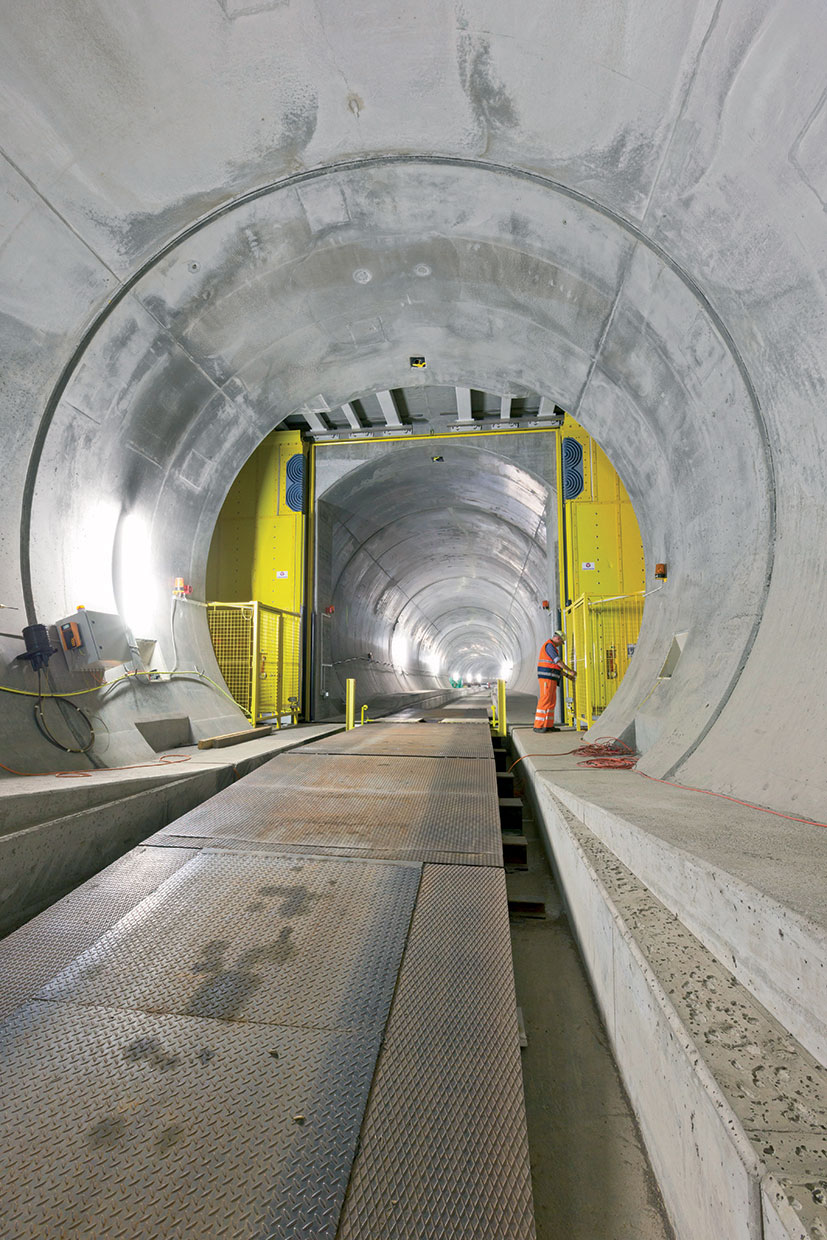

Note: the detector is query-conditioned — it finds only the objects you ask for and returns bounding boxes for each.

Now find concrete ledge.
[0,723,344,936]
[544,781,827,1069]
[0,770,206,836]
[520,768,827,1240]
[0,771,227,936]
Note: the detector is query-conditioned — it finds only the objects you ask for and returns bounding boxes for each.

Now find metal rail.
[206,600,302,726]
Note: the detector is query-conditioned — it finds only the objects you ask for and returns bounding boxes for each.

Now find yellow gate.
[563,592,644,730]
[207,601,302,726]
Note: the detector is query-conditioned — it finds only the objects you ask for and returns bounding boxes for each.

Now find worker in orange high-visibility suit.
[534,633,576,732]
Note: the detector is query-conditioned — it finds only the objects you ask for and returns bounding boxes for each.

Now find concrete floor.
[507,723,827,940]
[509,793,675,1240]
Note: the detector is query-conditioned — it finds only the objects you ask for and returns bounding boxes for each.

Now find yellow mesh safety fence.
[207,601,303,726]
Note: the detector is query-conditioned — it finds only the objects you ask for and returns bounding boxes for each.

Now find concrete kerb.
[0,723,344,937]
[547,781,827,1070]
[525,776,762,1240]
[510,731,827,1240]
[506,726,827,1069]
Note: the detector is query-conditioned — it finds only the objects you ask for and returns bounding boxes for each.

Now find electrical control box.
[56,609,135,671]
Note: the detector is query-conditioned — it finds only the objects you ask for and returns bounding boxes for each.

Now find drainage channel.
[492,733,676,1240]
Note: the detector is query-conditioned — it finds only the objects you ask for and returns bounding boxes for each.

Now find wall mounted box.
[56,610,134,671]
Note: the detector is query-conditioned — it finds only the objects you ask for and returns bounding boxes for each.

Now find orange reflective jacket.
[537,640,562,681]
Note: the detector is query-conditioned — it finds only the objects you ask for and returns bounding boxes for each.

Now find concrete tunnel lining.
[3,8,827,1234]
[13,156,779,794]
[315,439,551,699]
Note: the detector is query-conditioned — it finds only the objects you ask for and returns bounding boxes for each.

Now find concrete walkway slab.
[509,727,827,1068]
[508,726,827,928]
[0,722,344,834]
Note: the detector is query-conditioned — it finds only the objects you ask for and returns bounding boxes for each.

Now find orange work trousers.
[534,677,558,729]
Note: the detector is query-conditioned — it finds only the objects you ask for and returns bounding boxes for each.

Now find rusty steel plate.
[36,851,421,1033]
[152,755,502,866]
[0,1001,379,1240]
[337,864,536,1240]
[294,722,495,760]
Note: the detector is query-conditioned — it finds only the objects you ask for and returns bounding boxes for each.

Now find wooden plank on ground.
[197,725,273,750]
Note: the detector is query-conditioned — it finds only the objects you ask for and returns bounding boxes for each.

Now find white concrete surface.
[0,0,825,822]
[548,783,827,1070]
[510,726,827,1069]
[534,785,760,1240]
[522,769,827,1240]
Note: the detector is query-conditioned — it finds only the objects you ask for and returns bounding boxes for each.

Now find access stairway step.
[502,834,528,867]
[498,797,523,831]
[496,771,515,796]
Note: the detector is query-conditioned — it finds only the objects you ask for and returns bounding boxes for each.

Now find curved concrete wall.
[315,440,551,707]
[1,2,825,819]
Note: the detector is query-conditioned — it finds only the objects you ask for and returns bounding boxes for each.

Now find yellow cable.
[0,674,136,698]
[635,677,665,710]
[0,669,240,708]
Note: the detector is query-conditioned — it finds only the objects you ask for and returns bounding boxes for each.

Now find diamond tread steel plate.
[37,851,421,1033]
[295,722,495,759]
[0,1001,380,1240]
[0,845,197,1023]
[152,755,502,866]
[337,864,536,1240]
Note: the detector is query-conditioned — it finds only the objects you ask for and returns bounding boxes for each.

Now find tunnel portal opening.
[204,388,647,729]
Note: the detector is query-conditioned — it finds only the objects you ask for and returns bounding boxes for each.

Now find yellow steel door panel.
[207,429,305,616]
[557,414,646,726]
[206,428,306,719]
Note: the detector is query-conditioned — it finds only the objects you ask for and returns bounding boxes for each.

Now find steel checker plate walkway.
[0,1001,380,1240]
[152,753,502,866]
[0,724,535,1238]
[0,844,197,1023]
[296,721,495,759]
[37,851,421,1031]
[337,864,536,1239]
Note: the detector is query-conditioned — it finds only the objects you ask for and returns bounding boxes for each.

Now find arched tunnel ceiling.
[316,441,549,691]
[16,158,777,782]
[23,156,772,780]
[1,2,826,816]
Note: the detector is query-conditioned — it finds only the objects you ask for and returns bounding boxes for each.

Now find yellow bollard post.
[497,679,507,738]
[345,678,356,730]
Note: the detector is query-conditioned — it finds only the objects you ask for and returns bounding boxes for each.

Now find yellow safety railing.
[206,600,302,726]
[563,592,644,730]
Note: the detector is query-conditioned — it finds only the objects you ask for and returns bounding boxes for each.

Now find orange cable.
[0,754,193,779]
[507,737,635,772]
[506,744,827,829]
[636,771,827,830]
